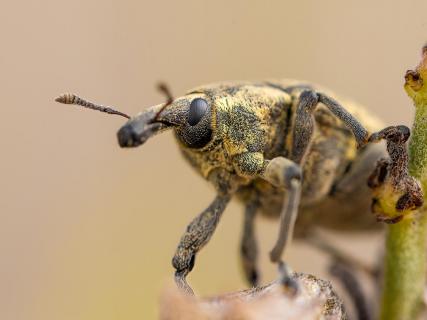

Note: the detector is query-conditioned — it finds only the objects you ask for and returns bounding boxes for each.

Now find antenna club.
[55,93,77,104]
[54,93,130,119]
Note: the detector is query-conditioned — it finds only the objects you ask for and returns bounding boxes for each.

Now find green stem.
[380,61,427,319]
[380,216,427,319]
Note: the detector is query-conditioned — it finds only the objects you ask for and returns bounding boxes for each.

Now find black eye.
[188,98,208,126]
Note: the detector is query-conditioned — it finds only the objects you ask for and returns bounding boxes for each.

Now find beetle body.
[116,79,388,290]
[176,80,384,233]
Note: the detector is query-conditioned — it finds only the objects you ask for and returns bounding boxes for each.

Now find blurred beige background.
[1,1,427,319]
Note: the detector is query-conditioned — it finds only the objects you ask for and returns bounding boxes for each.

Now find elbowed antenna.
[55,93,130,119]
[153,82,174,122]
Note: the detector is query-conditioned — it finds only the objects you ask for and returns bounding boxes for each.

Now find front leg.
[172,194,231,295]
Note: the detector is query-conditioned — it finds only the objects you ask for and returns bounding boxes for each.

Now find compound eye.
[188,98,208,126]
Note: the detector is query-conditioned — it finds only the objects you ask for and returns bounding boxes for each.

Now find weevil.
[56,79,423,294]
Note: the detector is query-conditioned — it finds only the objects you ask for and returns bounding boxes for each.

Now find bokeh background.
[1,1,427,319]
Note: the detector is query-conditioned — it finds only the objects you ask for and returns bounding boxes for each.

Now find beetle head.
[56,83,278,183]
[117,91,214,150]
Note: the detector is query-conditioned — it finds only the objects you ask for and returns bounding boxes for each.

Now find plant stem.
[380,217,427,319]
[380,47,427,320]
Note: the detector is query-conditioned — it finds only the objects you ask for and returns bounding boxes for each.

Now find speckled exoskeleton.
[56,79,423,295]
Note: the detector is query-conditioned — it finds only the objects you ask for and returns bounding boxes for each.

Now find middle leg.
[240,201,259,287]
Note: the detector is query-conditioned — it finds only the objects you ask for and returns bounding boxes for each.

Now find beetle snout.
[116,99,189,148]
[117,111,166,148]
[117,124,141,147]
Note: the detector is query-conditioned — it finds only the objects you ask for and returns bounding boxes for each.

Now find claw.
[278,261,299,296]
[174,271,194,296]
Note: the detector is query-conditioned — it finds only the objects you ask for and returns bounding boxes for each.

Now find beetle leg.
[261,157,302,291]
[316,93,370,147]
[368,125,423,222]
[306,231,377,277]
[240,201,259,287]
[329,260,372,320]
[307,230,375,318]
[291,90,370,164]
[331,143,386,196]
[172,194,231,295]
[290,90,319,163]
[293,91,423,221]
